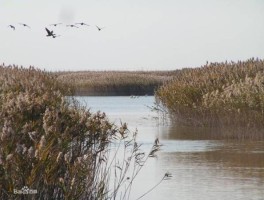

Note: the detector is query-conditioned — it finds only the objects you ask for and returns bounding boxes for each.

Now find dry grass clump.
[56,71,176,96]
[156,58,264,139]
[0,65,163,199]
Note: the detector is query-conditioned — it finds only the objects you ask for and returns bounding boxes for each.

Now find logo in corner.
[13,186,37,195]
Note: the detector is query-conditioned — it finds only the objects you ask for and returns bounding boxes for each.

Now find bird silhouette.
[50,23,62,27]
[19,23,30,28]
[45,28,58,38]
[75,22,90,26]
[66,24,79,28]
[95,25,105,31]
[8,25,15,30]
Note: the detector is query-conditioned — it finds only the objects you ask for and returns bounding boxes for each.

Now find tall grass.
[156,58,264,139]
[56,71,177,96]
[0,65,164,199]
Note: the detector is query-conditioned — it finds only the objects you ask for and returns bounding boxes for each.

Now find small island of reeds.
[156,58,264,140]
[55,70,177,96]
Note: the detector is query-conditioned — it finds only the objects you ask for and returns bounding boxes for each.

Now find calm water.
[76,96,264,200]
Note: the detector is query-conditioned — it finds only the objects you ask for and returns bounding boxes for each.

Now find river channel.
[76,96,264,200]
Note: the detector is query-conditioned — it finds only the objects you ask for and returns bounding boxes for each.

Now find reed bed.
[0,65,163,199]
[56,71,176,96]
[156,58,264,139]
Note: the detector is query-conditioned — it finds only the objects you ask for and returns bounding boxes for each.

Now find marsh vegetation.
[156,58,264,139]
[0,65,162,199]
[56,71,177,96]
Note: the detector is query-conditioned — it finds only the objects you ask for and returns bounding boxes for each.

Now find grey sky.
[1,0,264,71]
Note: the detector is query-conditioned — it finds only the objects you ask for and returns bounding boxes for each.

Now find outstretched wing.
[8,25,15,30]
[45,28,52,35]
[96,25,104,30]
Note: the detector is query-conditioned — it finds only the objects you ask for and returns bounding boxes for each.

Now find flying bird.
[75,22,90,26]
[66,24,79,28]
[19,23,30,28]
[50,23,62,27]
[45,27,59,38]
[8,25,15,30]
[95,25,105,31]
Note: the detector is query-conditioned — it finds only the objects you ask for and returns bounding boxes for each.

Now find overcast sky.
[0,0,264,71]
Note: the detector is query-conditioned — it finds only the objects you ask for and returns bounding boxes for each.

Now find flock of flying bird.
[7,22,105,38]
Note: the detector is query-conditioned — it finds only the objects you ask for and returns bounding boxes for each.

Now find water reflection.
[152,141,264,200]
[76,96,264,200]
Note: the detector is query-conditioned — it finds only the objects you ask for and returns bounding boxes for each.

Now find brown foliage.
[0,65,164,199]
[156,58,264,139]
[56,70,176,96]
[0,65,119,199]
